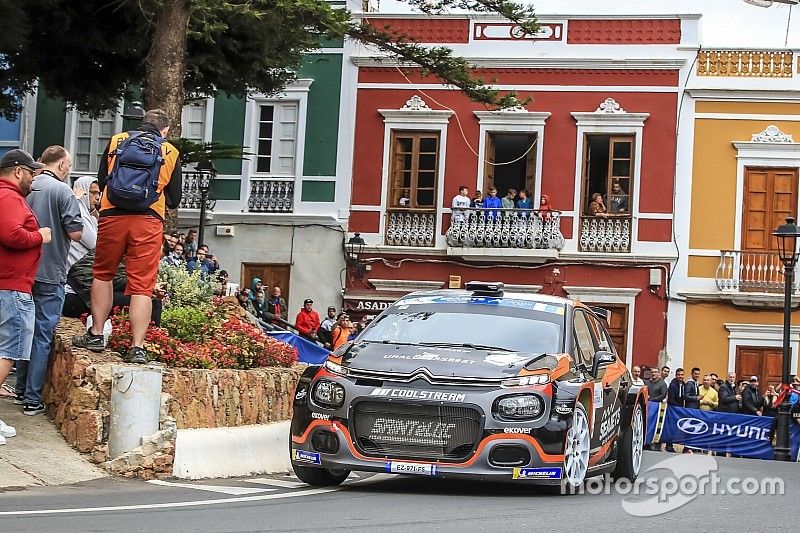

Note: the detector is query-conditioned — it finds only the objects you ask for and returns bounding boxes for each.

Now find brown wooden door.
[591,303,628,358]
[241,263,290,302]
[743,167,798,252]
[735,346,783,395]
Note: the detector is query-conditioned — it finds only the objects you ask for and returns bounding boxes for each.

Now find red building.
[345,13,700,368]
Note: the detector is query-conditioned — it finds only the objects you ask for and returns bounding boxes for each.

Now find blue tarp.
[267,331,329,364]
[647,401,800,460]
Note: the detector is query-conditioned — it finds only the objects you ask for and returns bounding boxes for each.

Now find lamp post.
[772,217,800,461]
[346,233,366,278]
[196,160,217,247]
[121,101,145,122]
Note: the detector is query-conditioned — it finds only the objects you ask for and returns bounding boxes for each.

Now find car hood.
[338,341,563,379]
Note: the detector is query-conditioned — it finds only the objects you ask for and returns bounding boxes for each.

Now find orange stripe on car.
[588,437,616,466]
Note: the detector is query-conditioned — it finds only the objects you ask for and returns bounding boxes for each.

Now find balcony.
[446,208,564,261]
[715,250,798,294]
[179,170,216,211]
[696,50,793,78]
[578,216,631,253]
[385,209,436,247]
[247,178,294,213]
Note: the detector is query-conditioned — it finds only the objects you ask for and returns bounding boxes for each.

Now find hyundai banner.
[647,402,800,460]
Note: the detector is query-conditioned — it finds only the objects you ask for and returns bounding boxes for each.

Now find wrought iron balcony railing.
[445,208,564,250]
[579,216,631,253]
[179,170,216,210]
[715,250,799,294]
[697,50,793,78]
[385,209,436,247]
[247,178,294,213]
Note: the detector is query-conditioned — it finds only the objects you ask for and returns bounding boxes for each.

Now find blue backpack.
[106,131,165,211]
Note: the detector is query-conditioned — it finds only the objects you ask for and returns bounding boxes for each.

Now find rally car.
[290,282,646,490]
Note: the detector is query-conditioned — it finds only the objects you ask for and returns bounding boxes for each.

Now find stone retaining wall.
[44,319,303,478]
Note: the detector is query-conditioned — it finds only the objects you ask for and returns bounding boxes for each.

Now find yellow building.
[670,49,800,387]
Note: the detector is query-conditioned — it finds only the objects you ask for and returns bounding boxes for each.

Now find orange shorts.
[94,215,163,296]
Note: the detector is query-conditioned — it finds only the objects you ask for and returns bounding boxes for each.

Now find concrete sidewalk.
[0,376,106,491]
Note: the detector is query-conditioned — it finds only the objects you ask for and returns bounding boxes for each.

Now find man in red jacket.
[295,299,321,343]
[0,150,51,441]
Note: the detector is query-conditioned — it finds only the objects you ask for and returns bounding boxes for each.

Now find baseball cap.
[750,375,759,382]
[304,299,314,304]
[0,149,44,170]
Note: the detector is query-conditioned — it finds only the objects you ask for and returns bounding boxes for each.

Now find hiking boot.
[23,403,45,416]
[72,329,105,352]
[126,346,148,365]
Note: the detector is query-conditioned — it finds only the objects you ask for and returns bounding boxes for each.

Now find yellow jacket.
[698,385,719,411]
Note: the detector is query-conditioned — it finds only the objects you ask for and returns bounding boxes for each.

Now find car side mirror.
[591,351,616,375]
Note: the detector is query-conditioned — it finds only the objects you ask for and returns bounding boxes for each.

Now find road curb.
[172,421,290,479]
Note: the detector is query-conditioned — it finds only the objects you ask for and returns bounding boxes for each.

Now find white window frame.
[724,323,800,376]
[473,109,550,204]
[181,98,214,143]
[377,95,453,248]
[64,106,123,177]
[563,285,641,368]
[570,98,649,254]
[242,79,312,211]
[732,125,800,251]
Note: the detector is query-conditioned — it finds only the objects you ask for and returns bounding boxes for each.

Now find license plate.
[386,461,437,476]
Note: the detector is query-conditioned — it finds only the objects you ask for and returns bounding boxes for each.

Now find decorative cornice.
[402,95,430,111]
[752,125,793,143]
[351,57,687,70]
[563,286,642,298]
[378,95,454,124]
[474,110,551,126]
[596,97,625,113]
[571,98,649,126]
[686,89,800,102]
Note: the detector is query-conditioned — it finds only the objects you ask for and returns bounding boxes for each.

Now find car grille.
[352,401,483,461]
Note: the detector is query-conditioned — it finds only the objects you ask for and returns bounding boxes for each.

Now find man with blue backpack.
[73,109,181,364]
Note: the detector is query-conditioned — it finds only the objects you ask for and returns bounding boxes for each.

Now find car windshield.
[360,301,565,354]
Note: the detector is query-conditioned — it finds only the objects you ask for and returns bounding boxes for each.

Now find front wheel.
[611,402,644,482]
[291,461,351,486]
[563,402,591,489]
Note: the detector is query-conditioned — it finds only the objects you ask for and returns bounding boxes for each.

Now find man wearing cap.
[73,109,181,364]
[16,146,82,416]
[742,375,764,416]
[0,149,51,440]
[295,299,321,343]
[318,306,337,349]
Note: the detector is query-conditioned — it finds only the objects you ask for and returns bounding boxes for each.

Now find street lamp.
[196,160,217,247]
[121,101,145,121]
[772,216,800,461]
[346,233,366,278]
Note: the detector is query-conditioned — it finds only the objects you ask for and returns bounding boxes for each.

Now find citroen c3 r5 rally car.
[289,282,647,490]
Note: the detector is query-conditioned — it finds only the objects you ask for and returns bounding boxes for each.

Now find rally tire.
[291,462,351,486]
[611,401,644,482]
[562,402,591,490]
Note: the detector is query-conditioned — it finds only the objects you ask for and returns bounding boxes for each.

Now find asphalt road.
[0,452,797,532]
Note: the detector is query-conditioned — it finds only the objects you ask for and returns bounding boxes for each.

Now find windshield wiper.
[418,341,513,352]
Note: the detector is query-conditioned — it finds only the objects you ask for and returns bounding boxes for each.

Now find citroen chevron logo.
[677,417,708,435]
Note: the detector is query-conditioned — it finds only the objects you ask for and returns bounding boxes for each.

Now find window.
[388,132,440,208]
[255,103,298,175]
[582,135,633,216]
[572,310,597,368]
[181,101,207,143]
[74,111,117,172]
[484,133,536,198]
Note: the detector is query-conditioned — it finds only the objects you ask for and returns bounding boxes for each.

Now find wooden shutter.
[743,168,798,251]
[524,134,537,194]
[484,133,495,191]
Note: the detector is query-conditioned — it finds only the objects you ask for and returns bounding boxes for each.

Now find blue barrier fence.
[266,331,329,364]
[646,401,800,460]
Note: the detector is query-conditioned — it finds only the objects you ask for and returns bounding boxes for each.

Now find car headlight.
[501,374,550,387]
[495,395,544,420]
[313,379,345,409]
[323,360,348,376]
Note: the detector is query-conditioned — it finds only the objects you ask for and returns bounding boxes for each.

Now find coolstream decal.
[370,388,466,402]
[386,462,437,476]
[512,467,562,480]
[292,449,321,465]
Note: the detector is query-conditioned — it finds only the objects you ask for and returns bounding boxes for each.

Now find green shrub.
[158,263,219,308]
[161,305,220,342]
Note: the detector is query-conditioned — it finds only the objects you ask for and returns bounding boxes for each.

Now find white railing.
[715,250,798,293]
[579,216,631,253]
[445,208,564,250]
[247,179,294,213]
[179,171,216,210]
[385,209,436,247]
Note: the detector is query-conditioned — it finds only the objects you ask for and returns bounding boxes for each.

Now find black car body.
[290,282,647,488]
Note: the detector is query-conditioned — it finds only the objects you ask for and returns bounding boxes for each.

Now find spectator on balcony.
[609,180,629,213]
[537,194,555,222]
[483,186,502,219]
[451,185,470,223]
[502,188,517,209]
[295,298,321,343]
[398,189,410,207]
[516,189,532,210]
[470,190,483,208]
[587,192,608,218]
